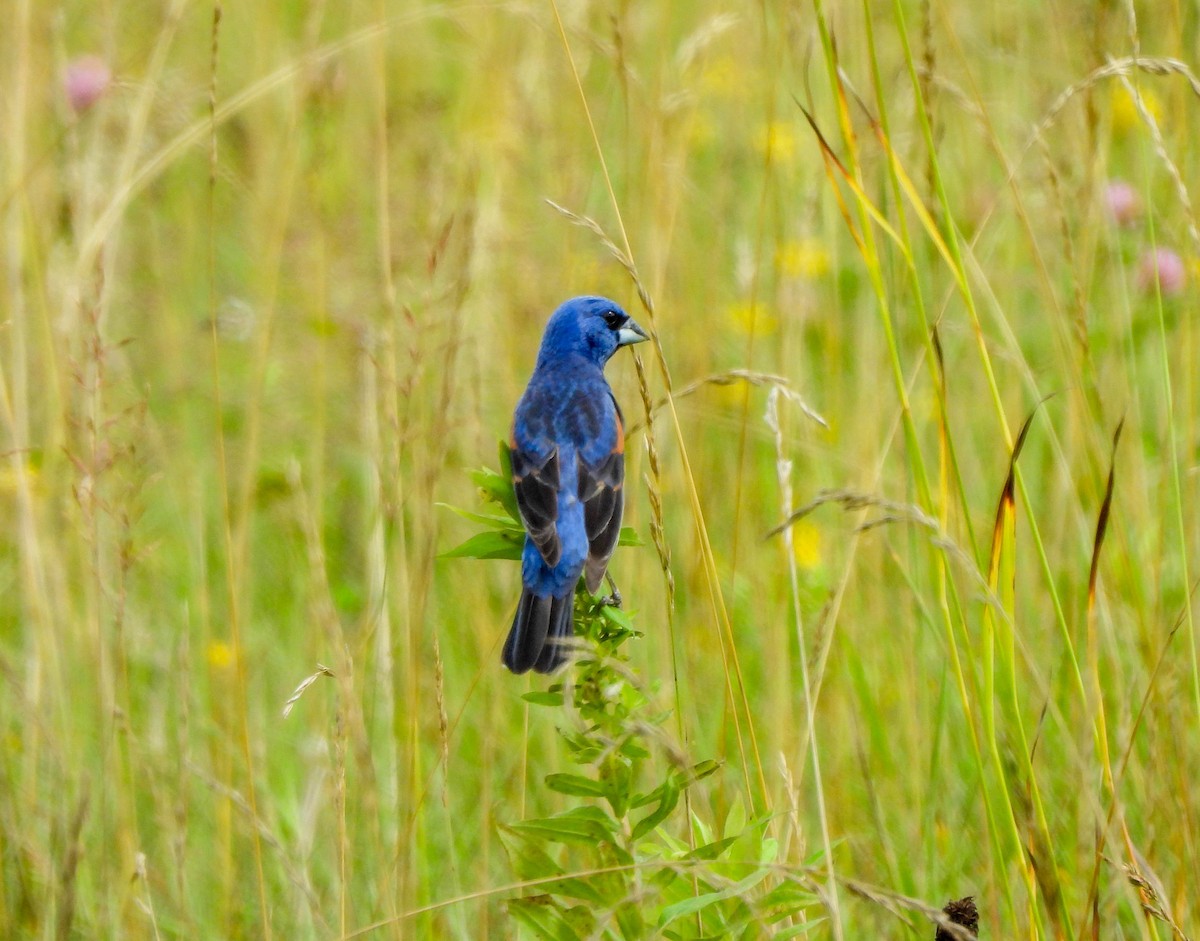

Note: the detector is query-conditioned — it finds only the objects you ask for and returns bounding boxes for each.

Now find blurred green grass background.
[2,0,1198,937]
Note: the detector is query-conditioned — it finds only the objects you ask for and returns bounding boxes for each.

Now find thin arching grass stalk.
[339,858,981,941]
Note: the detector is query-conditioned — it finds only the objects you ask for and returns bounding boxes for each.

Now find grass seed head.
[935,896,979,940]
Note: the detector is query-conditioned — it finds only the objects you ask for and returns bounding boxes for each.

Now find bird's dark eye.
[603,310,625,329]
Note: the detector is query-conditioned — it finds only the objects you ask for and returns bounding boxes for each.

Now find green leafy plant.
[444,449,820,939]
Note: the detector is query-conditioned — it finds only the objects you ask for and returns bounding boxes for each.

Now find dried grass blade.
[1087,420,1124,613]
[796,102,906,260]
[987,405,1039,586]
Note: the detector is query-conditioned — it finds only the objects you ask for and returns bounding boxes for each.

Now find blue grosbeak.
[503,296,649,674]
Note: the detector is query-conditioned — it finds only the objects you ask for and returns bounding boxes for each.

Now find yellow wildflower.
[207,640,235,670]
[756,121,796,163]
[790,519,822,570]
[1111,84,1164,135]
[0,458,38,499]
[777,238,831,280]
[712,381,750,409]
[727,301,778,336]
[700,55,742,98]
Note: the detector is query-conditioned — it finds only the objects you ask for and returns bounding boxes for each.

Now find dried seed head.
[935,896,979,940]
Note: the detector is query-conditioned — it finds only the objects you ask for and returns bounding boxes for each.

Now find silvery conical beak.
[617,318,649,347]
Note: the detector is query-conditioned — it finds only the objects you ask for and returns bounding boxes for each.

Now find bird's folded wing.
[580,402,625,593]
[511,443,561,567]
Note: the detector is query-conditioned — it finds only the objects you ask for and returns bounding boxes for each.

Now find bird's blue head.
[535,295,649,369]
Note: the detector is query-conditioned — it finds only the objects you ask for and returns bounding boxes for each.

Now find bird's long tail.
[503,589,574,674]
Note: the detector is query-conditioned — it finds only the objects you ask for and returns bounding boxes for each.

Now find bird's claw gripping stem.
[598,572,623,609]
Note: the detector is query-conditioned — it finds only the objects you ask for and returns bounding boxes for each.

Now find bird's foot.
[597,573,623,609]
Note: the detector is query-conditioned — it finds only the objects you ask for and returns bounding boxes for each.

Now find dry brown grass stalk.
[843,879,979,940]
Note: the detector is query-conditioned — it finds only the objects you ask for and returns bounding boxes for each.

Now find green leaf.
[759,882,818,912]
[599,605,636,631]
[683,759,722,787]
[723,793,747,840]
[630,783,661,810]
[597,837,635,868]
[648,826,690,857]
[599,758,632,818]
[468,464,513,500]
[631,777,680,840]
[466,450,520,523]
[544,773,607,798]
[506,897,580,941]
[498,827,562,882]
[508,806,618,846]
[649,868,680,895]
[657,890,723,928]
[617,525,643,547]
[657,868,772,929]
[437,502,523,531]
[559,904,599,937]
[439,530,522,560]
[497,838,608,908]
[539,879,606,906]
[522,690,564,707]
[799,838,842,867]
[614,900,646,939]
[687,835,739,861]
[772,918,827,938]
[496,831,610,908]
